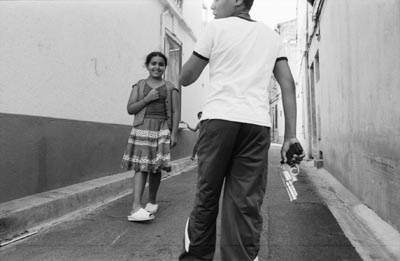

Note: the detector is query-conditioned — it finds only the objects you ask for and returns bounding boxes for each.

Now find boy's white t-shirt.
[194,17,287,127]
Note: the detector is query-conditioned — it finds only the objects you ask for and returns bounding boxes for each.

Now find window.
[164,29,182,119]
[164,29,182,88]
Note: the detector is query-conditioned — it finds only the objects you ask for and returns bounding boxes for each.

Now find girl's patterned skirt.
[120,118,171,173]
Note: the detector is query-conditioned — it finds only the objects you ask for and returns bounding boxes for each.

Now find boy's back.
[195,17,285,126]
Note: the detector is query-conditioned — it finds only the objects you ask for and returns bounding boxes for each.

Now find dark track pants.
[179,120,270,261]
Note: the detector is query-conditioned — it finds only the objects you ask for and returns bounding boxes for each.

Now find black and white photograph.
[1,0,399,260]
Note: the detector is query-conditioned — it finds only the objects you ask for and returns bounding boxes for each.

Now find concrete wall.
[0,0,206,203]
[306,0,400,231]
[296,0,314,157]
[0,112,197,203]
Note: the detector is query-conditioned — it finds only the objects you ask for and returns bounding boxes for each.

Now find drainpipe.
[304,1,313,159]
[306,0,325,49]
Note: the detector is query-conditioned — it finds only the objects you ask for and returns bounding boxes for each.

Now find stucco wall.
[311,0,400,230]
[0,1,161,124]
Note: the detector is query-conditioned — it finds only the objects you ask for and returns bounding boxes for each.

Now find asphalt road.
[0,144,362,261]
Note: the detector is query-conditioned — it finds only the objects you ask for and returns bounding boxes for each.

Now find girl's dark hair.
[145,52,168,66]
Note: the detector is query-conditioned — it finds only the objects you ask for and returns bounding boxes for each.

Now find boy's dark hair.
[197,111,202,118]
[243,0,254,10]
[145,51,168,66]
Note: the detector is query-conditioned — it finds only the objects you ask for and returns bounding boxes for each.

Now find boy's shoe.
[145,203,159,214]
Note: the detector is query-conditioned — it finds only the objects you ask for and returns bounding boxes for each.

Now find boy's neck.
[232,8,252,21]
[233,10,251,21]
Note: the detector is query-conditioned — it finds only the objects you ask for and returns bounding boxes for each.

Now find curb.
[302,161,400,261]
[0,157,197,246]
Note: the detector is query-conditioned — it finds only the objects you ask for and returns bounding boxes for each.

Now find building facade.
[0,0,209,203]
[297,0,400,232]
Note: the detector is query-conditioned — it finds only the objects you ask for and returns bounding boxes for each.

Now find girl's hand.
[170,132,178,148]
[145,88,159,102]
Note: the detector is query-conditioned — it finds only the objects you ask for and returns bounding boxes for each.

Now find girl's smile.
[147,56,166,79]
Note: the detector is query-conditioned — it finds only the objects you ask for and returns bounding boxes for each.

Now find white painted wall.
[0,0,208,126]
[306,0,400,231]
[180,0,210,127]
[296,0,315,157]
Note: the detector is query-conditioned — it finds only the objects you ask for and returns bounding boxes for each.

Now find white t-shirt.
[194,17,286,127]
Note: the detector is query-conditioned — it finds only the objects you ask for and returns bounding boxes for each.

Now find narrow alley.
[0,145,361,261]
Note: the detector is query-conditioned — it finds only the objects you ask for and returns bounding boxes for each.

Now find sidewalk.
[0,157,197,247]
[301,160,400,260]
[0,144,399,260]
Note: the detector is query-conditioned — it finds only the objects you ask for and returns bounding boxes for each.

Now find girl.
[121,51,180,222]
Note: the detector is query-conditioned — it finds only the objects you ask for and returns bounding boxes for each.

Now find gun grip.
[286,143,303,165]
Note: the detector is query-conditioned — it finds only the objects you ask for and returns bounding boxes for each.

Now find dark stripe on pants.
[179,119,270,261]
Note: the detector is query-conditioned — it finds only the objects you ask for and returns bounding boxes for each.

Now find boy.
[179,0,304,260]
[186,111,202,160]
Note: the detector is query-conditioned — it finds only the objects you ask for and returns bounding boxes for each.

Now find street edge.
[302,161,400,261]
[0,157,197,245]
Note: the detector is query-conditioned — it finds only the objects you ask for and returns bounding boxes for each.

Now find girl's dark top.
[144,83,167,119]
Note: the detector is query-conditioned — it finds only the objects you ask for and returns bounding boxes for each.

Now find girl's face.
[147,56,166,79]
[211,0,236,19]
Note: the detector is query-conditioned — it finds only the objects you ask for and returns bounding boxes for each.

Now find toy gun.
[280,163,300,201]
[280,142,304,201]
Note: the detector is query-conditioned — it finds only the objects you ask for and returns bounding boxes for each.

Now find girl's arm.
[170,89,180,148]
[127,86,159,115]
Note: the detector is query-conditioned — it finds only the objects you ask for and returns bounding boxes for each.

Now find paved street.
[0,145,362,261]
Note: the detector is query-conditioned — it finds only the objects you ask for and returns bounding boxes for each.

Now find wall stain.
[90,57,100,77]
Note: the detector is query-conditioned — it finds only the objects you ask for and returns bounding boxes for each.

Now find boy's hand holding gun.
[280,140,305,201]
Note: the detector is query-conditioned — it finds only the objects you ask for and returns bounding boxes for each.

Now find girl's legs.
[131,171,149,213]
[148,170,162,204]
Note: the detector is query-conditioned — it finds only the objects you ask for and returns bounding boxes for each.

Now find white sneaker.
[145,203,159,214]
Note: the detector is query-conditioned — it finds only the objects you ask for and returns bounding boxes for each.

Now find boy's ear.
[234,0,244,7]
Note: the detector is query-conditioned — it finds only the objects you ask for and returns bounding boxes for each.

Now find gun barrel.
[280,170,298,201]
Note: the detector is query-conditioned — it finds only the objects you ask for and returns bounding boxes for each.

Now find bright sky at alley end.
[204,0,297,29]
